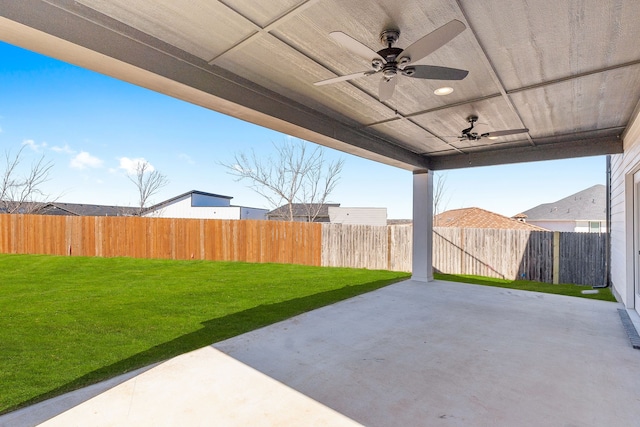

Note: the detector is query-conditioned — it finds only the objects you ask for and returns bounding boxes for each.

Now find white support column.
[412,170,434,282]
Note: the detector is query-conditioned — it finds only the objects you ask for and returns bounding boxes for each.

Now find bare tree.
[433,172,450,217]
[127,161,169,216]
[223,139,344,221]
[0,146,54,214]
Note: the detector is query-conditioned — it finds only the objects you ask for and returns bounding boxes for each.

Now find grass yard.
[434,273,616,302]
[0,254,409,414]
[2,254,616,415]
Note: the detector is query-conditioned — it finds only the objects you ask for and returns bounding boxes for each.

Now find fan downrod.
[461,115,480,140]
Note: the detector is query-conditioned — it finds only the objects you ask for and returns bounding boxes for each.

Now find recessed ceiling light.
[488,136,498,140]
[434,86,454,96]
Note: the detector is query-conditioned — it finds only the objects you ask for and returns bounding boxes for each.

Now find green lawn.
[434,273,616,302]
[1,254,616,415]
[0,254,409,414]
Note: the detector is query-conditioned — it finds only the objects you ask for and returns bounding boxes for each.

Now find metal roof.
[0,1,637,171]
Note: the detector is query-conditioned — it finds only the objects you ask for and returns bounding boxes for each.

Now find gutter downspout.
[593,155,611,289]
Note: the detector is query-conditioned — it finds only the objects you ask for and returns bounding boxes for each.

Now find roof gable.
[435,207,547,231]
[146,190,233,212]
[519,185,605,221]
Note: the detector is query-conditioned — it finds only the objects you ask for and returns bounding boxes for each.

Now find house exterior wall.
[610,108,640,309]
[147,205,267,220]
[574,221,607,233]
[146,196,267,220]
[328,207,387,226]
[526,220,575,232]
[526,220,607,233]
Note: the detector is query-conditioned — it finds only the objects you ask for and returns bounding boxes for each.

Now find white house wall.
[528,220,607,233]
[610,106,640,308]
[526,220,575,232]
[328,207,387,226]
[147,198,267,220]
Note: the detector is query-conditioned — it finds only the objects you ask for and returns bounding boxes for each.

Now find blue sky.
[0,41,605,219]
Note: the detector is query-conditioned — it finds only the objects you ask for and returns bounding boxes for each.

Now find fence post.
[553,231,560,284]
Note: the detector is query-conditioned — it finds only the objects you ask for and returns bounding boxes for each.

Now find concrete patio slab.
[3,279,639,426]
[214,280,640,427]
[33,346,360,427]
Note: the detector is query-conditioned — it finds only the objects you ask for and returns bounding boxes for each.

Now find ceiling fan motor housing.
[379,29,400,46]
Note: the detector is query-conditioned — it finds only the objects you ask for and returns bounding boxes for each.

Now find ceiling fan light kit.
[314,19,469,101]
[434,86,454,95]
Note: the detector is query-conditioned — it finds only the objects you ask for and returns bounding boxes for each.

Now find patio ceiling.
[0,0,637,171]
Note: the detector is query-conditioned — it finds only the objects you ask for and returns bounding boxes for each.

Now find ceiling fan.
[314,19,469,102]
[457,115,529,141]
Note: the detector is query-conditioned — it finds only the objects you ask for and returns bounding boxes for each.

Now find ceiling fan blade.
[400,19,466,64]
[482,128,529,138]
[405,65,468,80]
[314,70,377,86]
[379,77,397,101]
[329,31,385,62]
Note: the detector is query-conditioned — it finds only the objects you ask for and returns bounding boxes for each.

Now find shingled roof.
[39,202,138,216]
[518,185,605,221]
[0,201,137,216]
[435,207,547,231]
[267,203,340,221]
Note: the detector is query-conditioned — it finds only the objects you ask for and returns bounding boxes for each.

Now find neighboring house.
[143,190,268,220]
[515,185,606,233]
[267,203,339,222]
[1,201,137,216]
[328,207,387,226]
[434,207,547,231]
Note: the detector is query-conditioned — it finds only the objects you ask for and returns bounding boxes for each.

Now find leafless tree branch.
[0,146,54,214]
[222,139,344,221]
[127,161,169,215]
[433,172,450,217]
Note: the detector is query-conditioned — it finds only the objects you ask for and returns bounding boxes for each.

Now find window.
[589,221,601,233]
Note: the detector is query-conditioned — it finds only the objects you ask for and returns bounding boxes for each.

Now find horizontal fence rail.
[0,215,605,285]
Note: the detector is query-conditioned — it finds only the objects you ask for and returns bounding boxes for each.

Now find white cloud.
[51,143,75,154]
[23,139,47,152]
[118,157,153,175]
[70,151,103,170]
[178,153,195,165]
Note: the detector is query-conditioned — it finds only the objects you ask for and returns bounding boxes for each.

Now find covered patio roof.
[1,1,637,171]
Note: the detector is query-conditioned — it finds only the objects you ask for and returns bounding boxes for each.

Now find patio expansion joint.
[617,308,640,350]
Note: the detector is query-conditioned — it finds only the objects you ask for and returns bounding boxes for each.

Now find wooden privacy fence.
[323,225,605,286]
[0,215,606,285]
[432,228,554,282]
[432,228,606,285]
[0,214,321,265]
[321,223,412,271]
